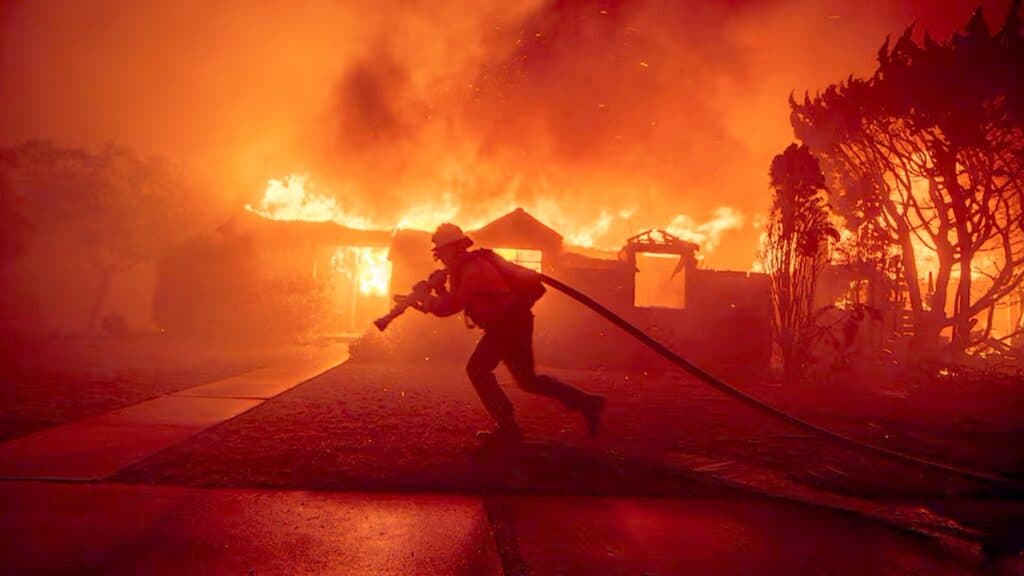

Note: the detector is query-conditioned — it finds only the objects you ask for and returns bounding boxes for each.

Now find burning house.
[385,208,770,376]
[155,201,770,373]
[153,210,393,341]
[155,206,770,374]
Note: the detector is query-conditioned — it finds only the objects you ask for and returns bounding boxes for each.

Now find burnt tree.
[791,3,1024,357]
[761,144,837,384]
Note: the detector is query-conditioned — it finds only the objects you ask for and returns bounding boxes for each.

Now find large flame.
[331,246,392,297]
[665,207,745,254]
[897,164,1004,296]
[246,175,376,229]
[248,173,745,254]
[247,173,741,300]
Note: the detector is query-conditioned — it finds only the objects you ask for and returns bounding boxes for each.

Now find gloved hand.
[413,279,432,295]
[426,269,448,289]
[394,280,432,309]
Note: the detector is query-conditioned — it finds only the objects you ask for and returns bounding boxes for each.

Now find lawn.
[116,353,1020,499]
[0,333,298,441]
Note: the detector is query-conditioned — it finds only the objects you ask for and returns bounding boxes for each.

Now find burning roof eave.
[232,210,394,248]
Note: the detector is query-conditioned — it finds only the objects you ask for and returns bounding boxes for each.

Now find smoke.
[1,0,1013,268]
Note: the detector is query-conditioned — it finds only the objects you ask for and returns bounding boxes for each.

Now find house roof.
[471,207,563,251]
[227,206,571,252]
[623,229,699,255]
[225,210,393,247]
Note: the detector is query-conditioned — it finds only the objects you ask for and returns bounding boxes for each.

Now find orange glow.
[246,174,376,229]
[634,252,686,309]
[3,2,992,273]
[249,174,744,255]
[494,248,543,272]
[898,169,1000,286]
[331,247,392,297]
[666,207,744,254]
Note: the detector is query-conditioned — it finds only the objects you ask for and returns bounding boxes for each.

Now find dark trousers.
[466,309,589,427]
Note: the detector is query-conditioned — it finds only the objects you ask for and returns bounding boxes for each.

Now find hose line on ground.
[540,273,1007,484]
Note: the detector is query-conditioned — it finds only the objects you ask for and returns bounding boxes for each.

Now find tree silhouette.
[790,2,1024,357]
[2,141,192,330]
[0,164,32,266]
[760,143,838,384]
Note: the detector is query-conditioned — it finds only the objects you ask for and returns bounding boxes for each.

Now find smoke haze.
[1,0,1013,268]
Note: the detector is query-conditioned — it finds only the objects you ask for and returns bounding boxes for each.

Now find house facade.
[386,209,771,376]
[156,207,771,377]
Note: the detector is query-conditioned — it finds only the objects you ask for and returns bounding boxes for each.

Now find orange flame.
[331,246,391,297]
[665,207,744,253]
[248,174,745,256]
[246,174,376,229]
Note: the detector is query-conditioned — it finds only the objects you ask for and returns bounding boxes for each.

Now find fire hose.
[375,271,1007,484]
[538,273,1006,484]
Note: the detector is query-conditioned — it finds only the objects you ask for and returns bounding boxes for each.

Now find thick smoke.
[1,0,1012,268]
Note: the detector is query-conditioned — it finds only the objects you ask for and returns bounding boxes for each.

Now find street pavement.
[0,345,997,574]
[0,481,501,576]
[0,480,978,576]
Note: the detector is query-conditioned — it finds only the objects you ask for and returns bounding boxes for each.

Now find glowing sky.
[1,0,1014,268]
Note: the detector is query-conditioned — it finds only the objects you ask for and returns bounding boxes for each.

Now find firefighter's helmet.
[431,223,473,252]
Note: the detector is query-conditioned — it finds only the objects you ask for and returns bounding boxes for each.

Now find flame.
[331,246,391,297]
[493,247,543,272]
[529,199,624,248]
[394,192,462,230]
[899,168,999,286]
[665,206,745,252]
[246,174,376,229]
[249,174,746,255]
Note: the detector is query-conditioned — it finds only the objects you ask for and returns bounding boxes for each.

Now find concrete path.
[0,344,347,481]
[0,480,977,576]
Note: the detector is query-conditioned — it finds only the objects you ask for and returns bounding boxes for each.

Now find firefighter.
[408,223,605,443]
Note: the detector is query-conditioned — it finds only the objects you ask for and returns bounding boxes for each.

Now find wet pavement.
[486,495,979,576]
[0,349,1003,574]
[0,480,979,575]
[0,481,501,576]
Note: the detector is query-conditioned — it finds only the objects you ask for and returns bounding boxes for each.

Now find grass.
[0,332,295,441]
[116,354,1021,499]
